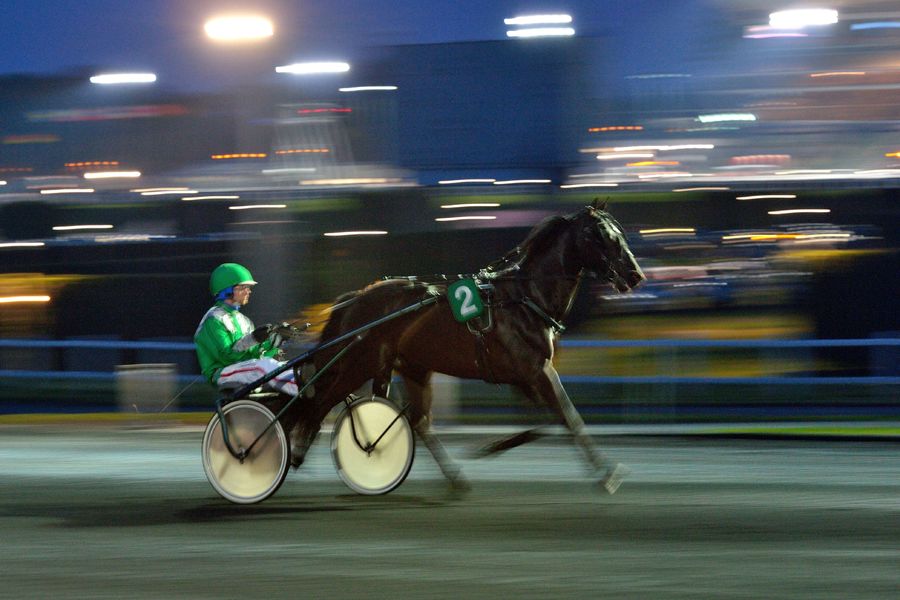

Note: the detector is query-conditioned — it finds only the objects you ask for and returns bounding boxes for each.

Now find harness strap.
[521,297,567,334]
[473,330,500,384]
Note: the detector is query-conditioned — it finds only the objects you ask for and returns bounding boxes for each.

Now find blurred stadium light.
[203,15,274,42]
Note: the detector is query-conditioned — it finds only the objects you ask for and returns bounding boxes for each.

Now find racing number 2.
[448,278,484,322]
[454,285,478,317]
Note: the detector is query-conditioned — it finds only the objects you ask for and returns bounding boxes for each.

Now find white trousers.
[217,357,299,397]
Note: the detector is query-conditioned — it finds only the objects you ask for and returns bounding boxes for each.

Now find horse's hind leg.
[471,427,545,458]
[400,369,469,491]
[527,361,628,494]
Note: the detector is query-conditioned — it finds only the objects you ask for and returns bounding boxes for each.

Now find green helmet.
[210,263,257,296]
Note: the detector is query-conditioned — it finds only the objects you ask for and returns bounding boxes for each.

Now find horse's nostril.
[627,271,644,288]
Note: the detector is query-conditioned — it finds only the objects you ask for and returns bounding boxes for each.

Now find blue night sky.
[1,1,730,91]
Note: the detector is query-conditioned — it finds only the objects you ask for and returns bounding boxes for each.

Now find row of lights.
[89,11,581,87]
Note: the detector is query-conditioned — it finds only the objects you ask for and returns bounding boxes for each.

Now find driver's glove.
[251,323,294,347]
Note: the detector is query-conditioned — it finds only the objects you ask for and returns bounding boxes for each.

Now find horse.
[289,199,645,493]
[284,278,442,467]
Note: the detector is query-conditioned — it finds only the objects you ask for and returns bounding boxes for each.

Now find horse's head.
[576,200,645,292]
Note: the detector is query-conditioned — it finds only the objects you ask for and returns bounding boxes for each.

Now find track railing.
[0,337,897,383]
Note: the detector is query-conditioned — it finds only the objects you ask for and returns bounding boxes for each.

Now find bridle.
[577,208,632,289]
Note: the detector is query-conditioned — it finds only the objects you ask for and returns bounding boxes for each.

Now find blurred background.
[0,1,897,420]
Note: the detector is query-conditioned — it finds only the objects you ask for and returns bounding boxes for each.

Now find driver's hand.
[272,322,295,339]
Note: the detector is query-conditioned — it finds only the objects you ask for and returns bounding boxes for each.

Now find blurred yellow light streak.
[435,216,497,222]
[588,126,642,132]
[810,71,865,78]
[723,233,799,242]
[0,242,45,248]
[885,152,900,158]
[83,171,141,179]
[323,231,388,237]
[768,208,831,215]
[228,204,287,210]
[132,187,189,193]
[0,295,51,304]
[438,179,496,184]
[626,161,680,167]
[736,194,796,200]
[211,153,267,159]
[204,15,274,41]
[440,203,501,209]
[66,161,119,168]
[640,228,696,235]
[40,188,94,195]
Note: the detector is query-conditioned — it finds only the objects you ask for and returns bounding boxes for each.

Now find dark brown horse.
[290,200,644,493]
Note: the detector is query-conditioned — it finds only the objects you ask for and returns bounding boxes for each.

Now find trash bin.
[115,364,177,423]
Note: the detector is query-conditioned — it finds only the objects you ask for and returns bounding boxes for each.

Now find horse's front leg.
[529,361,628,494]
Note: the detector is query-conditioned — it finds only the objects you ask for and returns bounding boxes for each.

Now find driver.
[194,262,299,397]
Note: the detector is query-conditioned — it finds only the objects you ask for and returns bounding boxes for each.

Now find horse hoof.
[290,449,306,470]
[449,474,472,494]
[600,463,630,495]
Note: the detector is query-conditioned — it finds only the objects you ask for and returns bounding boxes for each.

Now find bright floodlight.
[204,15,274,41]
[504,14,572,26]
[507,28,575,38]
[90,73,157,85]
[275,62,350,75]
[769,8,838,28]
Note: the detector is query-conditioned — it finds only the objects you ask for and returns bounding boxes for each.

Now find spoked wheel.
[331,396,415,495]
[201,400,289,504]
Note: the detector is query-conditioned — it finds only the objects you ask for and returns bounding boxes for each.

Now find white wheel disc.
[202,400,289,504]
[331,397,414,495]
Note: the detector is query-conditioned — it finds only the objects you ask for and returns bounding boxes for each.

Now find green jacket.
[194,301,278,384]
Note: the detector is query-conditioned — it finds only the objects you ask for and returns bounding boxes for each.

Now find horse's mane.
[482,213,575,275]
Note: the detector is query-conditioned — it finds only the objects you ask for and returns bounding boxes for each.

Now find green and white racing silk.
[194,301,279,384]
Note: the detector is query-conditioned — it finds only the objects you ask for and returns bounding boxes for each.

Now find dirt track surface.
[1,427,898,599]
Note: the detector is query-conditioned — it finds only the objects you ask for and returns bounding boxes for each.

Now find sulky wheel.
[331,396,415,495]
[201,400,290,504]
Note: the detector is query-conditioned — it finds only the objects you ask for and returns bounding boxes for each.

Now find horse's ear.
[591,197,608,212]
